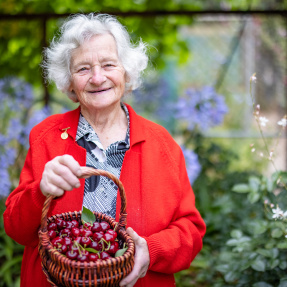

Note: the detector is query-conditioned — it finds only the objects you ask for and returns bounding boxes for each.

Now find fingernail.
[75,182,80,188]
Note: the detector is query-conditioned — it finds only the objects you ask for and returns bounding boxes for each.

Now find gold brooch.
[61,127,70,140]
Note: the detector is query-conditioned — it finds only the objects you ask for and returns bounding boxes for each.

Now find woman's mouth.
[88,87,112,94]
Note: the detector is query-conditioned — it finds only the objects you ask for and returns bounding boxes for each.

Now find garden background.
[1,0,287,286]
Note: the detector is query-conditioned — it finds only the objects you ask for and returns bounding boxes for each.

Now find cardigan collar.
[59,103,145,147]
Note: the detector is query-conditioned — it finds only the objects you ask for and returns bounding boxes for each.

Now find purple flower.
[0,168,11,197]
[181,145,201,185]
[0,148,16,169]
[175,86,229,131]
[0,77,33,112]
[7,118,24,142]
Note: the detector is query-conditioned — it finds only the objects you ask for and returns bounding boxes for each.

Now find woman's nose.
[89,66,106,85]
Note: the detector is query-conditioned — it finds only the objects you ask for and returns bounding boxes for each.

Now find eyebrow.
[71,57,119,69]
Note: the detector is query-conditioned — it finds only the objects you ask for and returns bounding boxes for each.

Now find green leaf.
[251,258,266,272]
[247,191,260,204]
[215,264,229,274]
[271,228,283,238]
[279,261,287,269]
[230,229,242,239]
[277,241,287,249]
[84,247,99,254]
[232,184,250,193]
[115,247,128,258]
[256,249,273,258]
[266,177,273,192]
[253,282,273,287]
[81,206,95,224]
[270,258,279,269]
[279,278,287,287]
[248,176,260,193]
[248,220,268,235]
[224,271,239,283]
[0,255,22,276]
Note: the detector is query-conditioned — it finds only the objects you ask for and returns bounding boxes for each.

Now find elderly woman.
[4,13,205,287]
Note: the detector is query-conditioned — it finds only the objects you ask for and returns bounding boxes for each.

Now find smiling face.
[69,34,126,116]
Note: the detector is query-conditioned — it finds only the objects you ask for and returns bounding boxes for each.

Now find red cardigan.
[4,104,206,287]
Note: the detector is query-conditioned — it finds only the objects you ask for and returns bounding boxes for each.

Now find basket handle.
[40,167,128,232]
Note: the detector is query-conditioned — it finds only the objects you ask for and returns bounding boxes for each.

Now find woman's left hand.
[119,227,150,287]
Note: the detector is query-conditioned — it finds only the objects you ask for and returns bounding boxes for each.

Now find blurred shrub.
[0,77,53,286]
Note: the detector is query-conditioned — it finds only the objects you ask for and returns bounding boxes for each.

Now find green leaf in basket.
[115,247,128,258]
[84,247,99,254]
[82,206,96,224]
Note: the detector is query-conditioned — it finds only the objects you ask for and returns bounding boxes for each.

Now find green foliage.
[0,200,23,287]
[176,161,287,286]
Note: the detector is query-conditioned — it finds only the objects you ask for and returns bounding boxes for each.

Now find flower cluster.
[180,145,201,185]
[133,79,229,184]
[0,77,52,197]
[250,75,287,163]
[175,86,229,131]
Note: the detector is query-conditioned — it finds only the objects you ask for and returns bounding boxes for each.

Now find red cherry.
[70,244,80,252]
[65,221,74,229]
[77,254,89,262]
[48,230,57,240]
[91,222,102,232]
[89,253,99,261]
[66,250,78,260]
[74,237,82,244]
[59,228,72,238]
[81,229,93,237]
[106,229,117,241]
[56,218,66,229]
[93,231,104,242]
[107,241,119,254]
[101,251,111,260]
[63,237,72,247]
[71,227,80,237]
[90,241,102,251]
[57,244,68,254]
[83,222,92,230]
[48,222,57,231]
[51,236,64,247]
[71,220,79,228]
[103,232,114,242]
[80,237,92,247]
[100,222,110,232]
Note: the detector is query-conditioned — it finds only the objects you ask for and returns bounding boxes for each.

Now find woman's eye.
[78,67,88,72]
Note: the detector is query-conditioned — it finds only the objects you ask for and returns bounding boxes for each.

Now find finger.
[126,227,140,243]
[46,159,80,188]
[58,155,82,177]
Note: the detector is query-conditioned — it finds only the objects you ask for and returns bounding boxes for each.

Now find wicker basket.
[38,167,135,287]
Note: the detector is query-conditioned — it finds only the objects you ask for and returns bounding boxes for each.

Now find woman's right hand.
[40,155,82,197]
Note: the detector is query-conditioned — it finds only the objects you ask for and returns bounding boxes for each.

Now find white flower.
[250,73,257,82]
[278,118,287,127]
[259,117,269,127]
[272,206,284,219]
[251,148,255,153]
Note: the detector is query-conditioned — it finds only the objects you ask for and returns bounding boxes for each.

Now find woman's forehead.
[71,34,119,65]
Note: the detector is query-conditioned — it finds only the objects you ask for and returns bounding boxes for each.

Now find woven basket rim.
[39,211,135,269]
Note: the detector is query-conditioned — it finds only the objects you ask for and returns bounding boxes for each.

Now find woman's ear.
[125,72,130,84]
